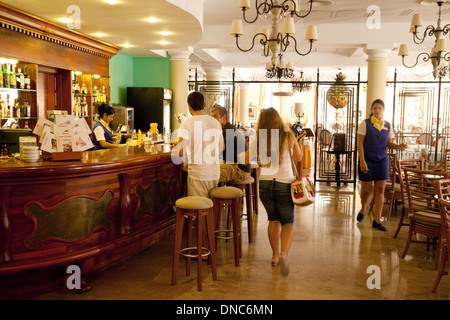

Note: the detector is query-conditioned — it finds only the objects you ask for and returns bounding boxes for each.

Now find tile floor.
[34,183,449,300]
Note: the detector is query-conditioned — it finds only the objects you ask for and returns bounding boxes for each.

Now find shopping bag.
[291,177,315,206]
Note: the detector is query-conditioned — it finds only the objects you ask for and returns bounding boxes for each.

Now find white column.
[239,83,250,126]
[169,48,192,130]
[365,47,391,118]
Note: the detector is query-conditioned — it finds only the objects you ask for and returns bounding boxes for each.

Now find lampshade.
[398,44,409,56]
[281,17,296,34]
[411,13,422,27]
[295,102,305,114]
[239,0,251,9]
[230,19,244,35]
[435,38,447,52]
[287,0,299,13]
[305,25,318,41]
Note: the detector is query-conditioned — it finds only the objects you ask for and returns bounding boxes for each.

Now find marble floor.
[35,183,449,300]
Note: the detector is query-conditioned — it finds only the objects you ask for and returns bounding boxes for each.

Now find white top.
[358,119,394,139]
[93,120,111,142]
[244,137,295,183]
[178,115,223,181]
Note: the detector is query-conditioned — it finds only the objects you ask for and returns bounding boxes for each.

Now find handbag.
[289,147,315,206]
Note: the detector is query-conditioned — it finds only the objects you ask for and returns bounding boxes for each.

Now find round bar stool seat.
[172,196,216,291]
[231,176,255,243]
[210,186,243,267]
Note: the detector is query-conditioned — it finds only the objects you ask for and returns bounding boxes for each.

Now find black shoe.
[372,221,386,232]
[356,212,364,222]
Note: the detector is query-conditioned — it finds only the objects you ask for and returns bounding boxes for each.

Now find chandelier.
[230,0,318,76]
[292,71,312,92]
[266,54,295,80]
[398,1,450,78]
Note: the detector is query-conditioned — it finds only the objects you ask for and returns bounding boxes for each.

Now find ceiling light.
[122,43,132,48]
[399,0,450,78]
[147,17,159,23]
[58,18,70,24]
[104,0,119,4]
[159,41,169,45]
[94,33,106,37]
[159,31,171,36]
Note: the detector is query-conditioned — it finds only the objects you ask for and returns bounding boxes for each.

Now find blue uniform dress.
[358,118,390,181]
[92,120,114,150]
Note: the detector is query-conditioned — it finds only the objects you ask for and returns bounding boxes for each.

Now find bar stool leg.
[206,208,217,281]
[186,216,193,276]
[245,183,253,243]
[196,212,203,291]
[172,210,185,286]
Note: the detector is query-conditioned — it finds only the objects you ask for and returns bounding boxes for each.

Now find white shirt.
[178,115,223,181]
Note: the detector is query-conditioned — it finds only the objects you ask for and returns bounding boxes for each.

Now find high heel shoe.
[356,212,364,222]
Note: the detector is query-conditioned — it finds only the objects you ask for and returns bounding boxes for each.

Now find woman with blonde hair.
[241,107,302,275]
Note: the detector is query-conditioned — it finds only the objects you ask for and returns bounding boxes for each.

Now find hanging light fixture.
[265,54,295,80]
[230,0,318,78]
[398,1,450,78]
[292,71,312,92]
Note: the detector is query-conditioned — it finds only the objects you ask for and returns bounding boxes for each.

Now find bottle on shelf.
[14,98,20,117]
[9,65,16,89]
[0,95,4,117]
[16,68,24,89]
[23,66,30,90]
[5,94,12,117]
[102,85,106,103]
[0,64,3,88]
[3,64,10,88]
[81,78,88,95]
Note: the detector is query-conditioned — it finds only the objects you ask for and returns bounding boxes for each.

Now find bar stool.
[172,196,217,291]
[231,176,255,243]
[209,186,243,267]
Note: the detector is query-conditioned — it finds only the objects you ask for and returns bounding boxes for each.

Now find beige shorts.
[187,176,219,198]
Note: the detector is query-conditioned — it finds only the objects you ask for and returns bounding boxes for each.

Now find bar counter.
[0,144,184,299]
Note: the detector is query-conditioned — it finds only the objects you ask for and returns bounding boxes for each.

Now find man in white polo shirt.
[174,92,224,197]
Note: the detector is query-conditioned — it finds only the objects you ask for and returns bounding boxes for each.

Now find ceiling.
[2,0,450,80]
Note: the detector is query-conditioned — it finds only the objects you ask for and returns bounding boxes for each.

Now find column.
[365,48,391,118]
[169,48,192,130]
[238,83,250,126]
[201,62,223,115]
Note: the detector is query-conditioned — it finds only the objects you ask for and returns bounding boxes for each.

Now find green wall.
[109,52,171,106]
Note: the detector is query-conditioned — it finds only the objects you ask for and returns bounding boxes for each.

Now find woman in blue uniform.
[92,104,123,150]
[356,99,407,231]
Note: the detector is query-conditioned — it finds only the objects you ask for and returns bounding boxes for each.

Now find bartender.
[92,103,124,149]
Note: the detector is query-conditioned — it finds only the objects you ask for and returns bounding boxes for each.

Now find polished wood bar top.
[0,143,174,181]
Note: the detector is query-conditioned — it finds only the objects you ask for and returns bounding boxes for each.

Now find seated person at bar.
[210,104,250,183]
[92,103,124,150]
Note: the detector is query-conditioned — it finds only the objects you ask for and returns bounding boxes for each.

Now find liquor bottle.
[0,64,3,88]
[23,98,31,117]
[0,95,4,117]
[3,64,10,88]
[9,65,16,89]
[81,79,87,95]
[74,79,80,94]
[16,68,24,89]
[23,66,30,89]
[102,86,106,103]
[6,94,11,117]
[14,99,20,117]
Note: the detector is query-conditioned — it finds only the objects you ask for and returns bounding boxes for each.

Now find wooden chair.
[416,132,433,147]
[431,180,450,292]
[401,168,449,268]
[393,158,423,238]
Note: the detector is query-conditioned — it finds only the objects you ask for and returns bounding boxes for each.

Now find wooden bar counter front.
[0,144,185,299]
